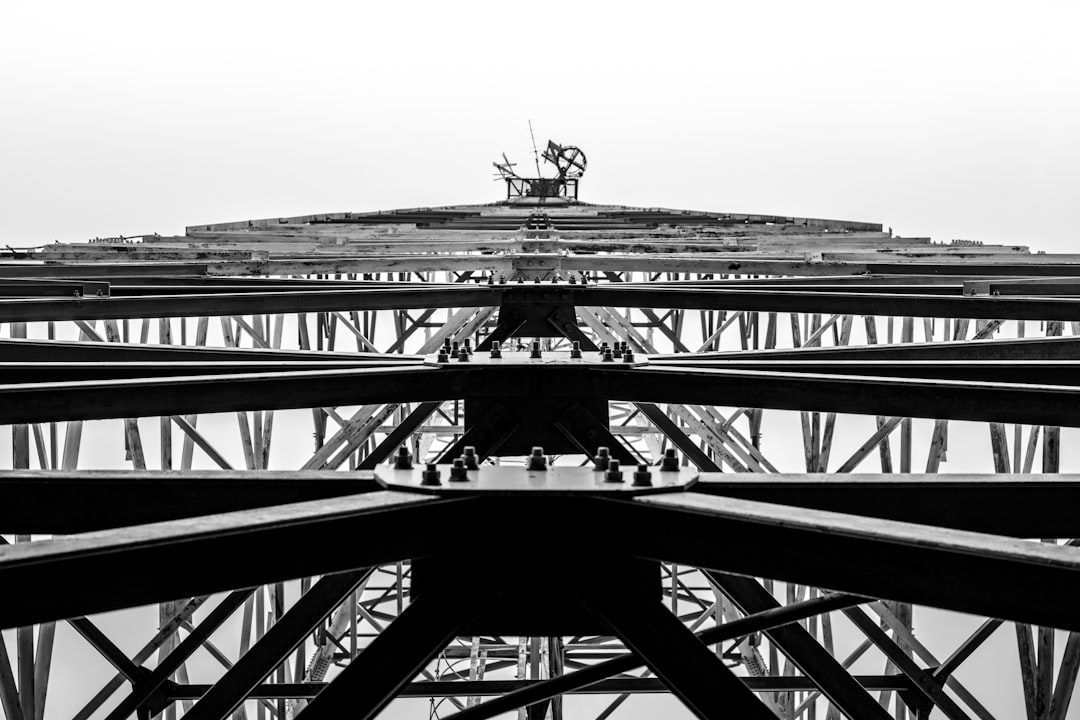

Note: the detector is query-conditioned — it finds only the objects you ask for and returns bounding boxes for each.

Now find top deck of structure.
[17,198,1054,279]
[185,201,886,235]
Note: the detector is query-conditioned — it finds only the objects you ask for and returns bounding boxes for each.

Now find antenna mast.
[528,120,542,177]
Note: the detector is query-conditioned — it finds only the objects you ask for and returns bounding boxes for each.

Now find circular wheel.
[554,146,587,178]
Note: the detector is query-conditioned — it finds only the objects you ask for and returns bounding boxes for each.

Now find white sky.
[1,1,1078,250]
[3,2,1080,718]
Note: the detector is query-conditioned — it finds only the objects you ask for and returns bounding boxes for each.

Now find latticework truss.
[3,198,1080,719]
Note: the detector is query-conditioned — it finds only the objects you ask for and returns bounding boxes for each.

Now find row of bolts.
[394,445,681,487]
[486,276,582,284]
[437,338,636,363]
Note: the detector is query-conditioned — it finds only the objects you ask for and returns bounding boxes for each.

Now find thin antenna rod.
[528,120,542,177]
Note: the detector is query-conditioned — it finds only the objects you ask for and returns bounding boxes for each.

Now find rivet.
[632,463,652,486]
[527,447,547,471]
[393,446,413,470]
[661,448,680,471]
[462,446,479,469]
[605,459,624,483]
[594,446,611,471]
[490,341,502,358]
[421,463,441,486]
[570,341,582,359]
[450,458,469,481]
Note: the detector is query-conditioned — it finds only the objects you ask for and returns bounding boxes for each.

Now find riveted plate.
[375,465,696,496]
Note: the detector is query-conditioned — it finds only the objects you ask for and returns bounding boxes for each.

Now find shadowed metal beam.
[583,285,1080,321]
[102,590,252,720]
[633,403,721,471]
[446,587,864,720]
[0,491,463,628]
[183,569,372,720]
[0,470,379,534]
[595,364,1080,428]
[299,564,496,720]
[707,572,892,720]
[5,362,1080,429]
[0,338,418,362]
[843,606,973,720]
[645,359,1080,387]
[0,287,494,322]
[165,674,916,699]
[0,365,445,424]
[652,335,1080,361]
[357,401,443,469]
[11,280,1080,324]
[616,493,1080,631]
[0,360,421,383]
[575,572,776,720]
[692,474,1080,537]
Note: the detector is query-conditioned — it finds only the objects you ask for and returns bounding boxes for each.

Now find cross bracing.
[2,198,1080,719]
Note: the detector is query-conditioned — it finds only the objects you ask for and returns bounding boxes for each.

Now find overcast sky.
[1,1,1078,251]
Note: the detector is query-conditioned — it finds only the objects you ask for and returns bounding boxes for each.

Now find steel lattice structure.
[4,171,1080,720]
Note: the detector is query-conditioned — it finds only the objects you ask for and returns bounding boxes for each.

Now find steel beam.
[163,675,916,698]
[103,589,252,720]
[299,563,495,720]
[183,569,372,720]
[6,362,1080,430]
[0,287,494,322]
[617,493,1080,631]
[448,590,864,720]
[357,401,443,469]
[576,577,775,719]
[0,491,455,627]
[692,473,1080,537]
[707,572,892,720]
[0,470,378,534]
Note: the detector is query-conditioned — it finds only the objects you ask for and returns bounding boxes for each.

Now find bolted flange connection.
[394,446,413,470]
[421,463,441,486]
[604,459,624,483]
[526,446,547,471]
[593,446,611,471]
[632,463,652,486]
[661,448,680,471]
[601,347,614,362]
[450,458,469,481]
[623,348,635,362]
